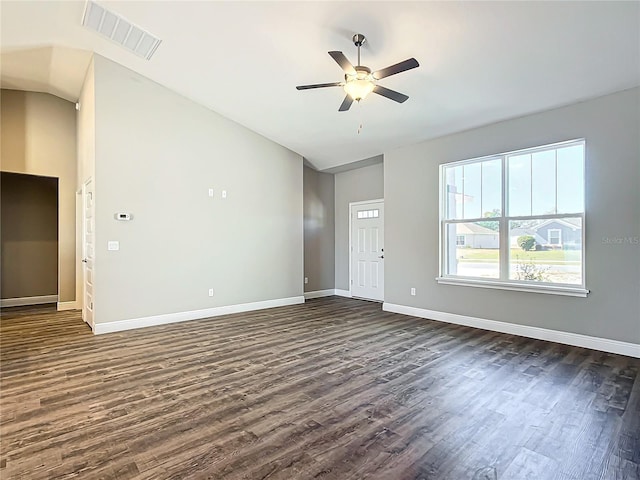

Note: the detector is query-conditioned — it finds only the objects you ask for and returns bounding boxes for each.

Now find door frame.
[81,177,94,328]
[348,198,384,299]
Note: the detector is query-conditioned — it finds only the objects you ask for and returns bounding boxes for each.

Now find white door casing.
[82,178,94,326]
[350,200,384,301]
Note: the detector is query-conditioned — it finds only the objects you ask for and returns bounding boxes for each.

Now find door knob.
[378,255,384,259]
[82,259,88,263]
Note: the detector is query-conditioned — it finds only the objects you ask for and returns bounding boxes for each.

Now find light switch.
[108,241,120,251]
[208,188,214,197]
[221,190,227,199]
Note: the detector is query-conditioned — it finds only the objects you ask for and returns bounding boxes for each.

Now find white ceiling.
[1,1,639,171]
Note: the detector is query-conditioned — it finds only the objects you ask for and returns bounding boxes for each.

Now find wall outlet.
[221,190,227,199]
[304,277,308,284]
[208,288,214,297]
[410,287,416,296]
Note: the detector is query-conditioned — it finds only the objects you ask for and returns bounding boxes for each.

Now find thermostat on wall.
[114,213,133,221]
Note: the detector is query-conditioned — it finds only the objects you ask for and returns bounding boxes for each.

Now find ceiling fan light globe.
[344,77,375,101]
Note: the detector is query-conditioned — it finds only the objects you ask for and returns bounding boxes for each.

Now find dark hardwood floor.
[1,297,638,480]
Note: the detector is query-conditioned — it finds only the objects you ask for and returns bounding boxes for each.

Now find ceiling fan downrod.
[353,33,366,66]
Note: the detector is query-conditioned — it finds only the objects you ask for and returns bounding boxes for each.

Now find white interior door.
[350,200,384,301]
[82,178,94,325]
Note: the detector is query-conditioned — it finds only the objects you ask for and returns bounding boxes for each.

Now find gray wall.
[334,163,384,291]
[1,172,58,299]
[384,88,640,344]
[90,55,303,325]
[0,89,77,302]
[303,166,335,292]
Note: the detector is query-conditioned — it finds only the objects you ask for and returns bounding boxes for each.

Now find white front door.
[82,178,95,326]
[350,200,384,301]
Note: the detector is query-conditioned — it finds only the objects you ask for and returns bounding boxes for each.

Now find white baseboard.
[57,301,79,311]
[93,296,305,335]
[334,289,352,298]
[304,289,336,299]
[1,295,58,308]
[383,302,640,359]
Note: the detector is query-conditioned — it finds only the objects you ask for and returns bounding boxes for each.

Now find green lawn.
[457,248,581,264]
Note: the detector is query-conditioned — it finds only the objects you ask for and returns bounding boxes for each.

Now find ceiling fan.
[296,33,419,112]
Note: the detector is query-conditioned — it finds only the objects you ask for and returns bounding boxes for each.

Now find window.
[357,209,379,219]
[548,229,561,245]
[438,139,587,296]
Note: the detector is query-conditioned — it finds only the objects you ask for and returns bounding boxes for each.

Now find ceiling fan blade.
[329,51,356,75]
[338,95,354,112]
[296,82,343,90]
[373,85,409,103]
[373,58,419,80]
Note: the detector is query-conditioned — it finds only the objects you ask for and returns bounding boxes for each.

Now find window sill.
[435,277,589,297]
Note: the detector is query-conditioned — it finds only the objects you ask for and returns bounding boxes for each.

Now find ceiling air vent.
[81,1,161,60]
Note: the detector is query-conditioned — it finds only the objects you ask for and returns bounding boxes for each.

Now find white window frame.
[437,139,588,297]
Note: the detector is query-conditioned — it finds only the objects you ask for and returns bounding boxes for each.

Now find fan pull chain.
[356,101,364,135]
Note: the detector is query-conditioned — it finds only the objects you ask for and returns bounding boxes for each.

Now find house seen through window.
[439,139,585,291]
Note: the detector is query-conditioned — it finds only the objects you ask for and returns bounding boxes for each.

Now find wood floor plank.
[1,297,638,479]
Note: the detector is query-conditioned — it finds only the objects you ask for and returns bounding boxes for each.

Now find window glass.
[508,218,582,285]
[444,221,500,279]
[445,165,464,219]
[481,159,502,218]
[557,144,585,214]
[463,162,482,219]
[508,154,531,217]
[531,149,556,215]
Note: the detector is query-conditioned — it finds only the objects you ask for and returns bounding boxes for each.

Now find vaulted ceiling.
[1,1,639,171]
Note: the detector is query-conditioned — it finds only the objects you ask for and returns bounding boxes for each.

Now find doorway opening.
[1,172,59,307]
